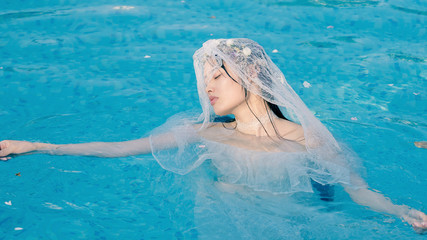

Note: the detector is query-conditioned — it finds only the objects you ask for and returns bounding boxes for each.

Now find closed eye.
[214,74,222,79]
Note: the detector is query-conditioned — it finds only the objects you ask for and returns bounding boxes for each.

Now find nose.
[205,80,213,94]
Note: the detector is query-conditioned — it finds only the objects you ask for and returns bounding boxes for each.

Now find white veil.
[150,38,366,194]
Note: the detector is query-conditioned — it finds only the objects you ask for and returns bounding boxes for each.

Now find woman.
[1,38,426,235]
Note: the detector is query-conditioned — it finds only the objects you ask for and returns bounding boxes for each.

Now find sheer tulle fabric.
[149,38,366,194]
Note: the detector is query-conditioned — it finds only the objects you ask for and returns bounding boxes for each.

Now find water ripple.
[389,52,427,63]
[0,10,56,23]
[311,0,381,7]
[391,5,427,16]
[263,0,382,8]
[299,41,338,48]
[331,36,358,43]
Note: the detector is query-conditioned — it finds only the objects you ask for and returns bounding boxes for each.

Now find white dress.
[148,118,374,239]
[150,119,362,195]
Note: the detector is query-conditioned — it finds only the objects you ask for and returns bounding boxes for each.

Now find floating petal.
[414,141,427,149]
[303,81,312,88]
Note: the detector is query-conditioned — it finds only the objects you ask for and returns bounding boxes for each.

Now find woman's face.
[204,60,246,116]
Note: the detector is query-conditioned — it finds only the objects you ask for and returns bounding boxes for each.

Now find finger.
[0,149,11,157]
[0,155,11,160]
[0,140,8,149]
[0,141,9,154]
[413,221,427,230]
[413,222,422,228]
[413,225,427,234]
[412,210,427,222]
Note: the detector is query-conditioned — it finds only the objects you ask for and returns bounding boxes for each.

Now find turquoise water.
[1,0,426,239]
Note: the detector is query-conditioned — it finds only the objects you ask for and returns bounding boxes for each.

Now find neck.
[232,96,275,136]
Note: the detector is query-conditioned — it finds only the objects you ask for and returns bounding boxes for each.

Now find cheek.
[227,82,246,100]
[219,83,246,108]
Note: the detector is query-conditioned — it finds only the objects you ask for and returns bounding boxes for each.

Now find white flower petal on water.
[14,227,23,231]
[387,84,394,86]
[272,49,279,53]
[144,55,151,58]
[351,117,358,121]
[303,81,311,88]
[5,201,12,206]
[413,92,420,95]
[44,202,63,210]
[113,6,135,10]
[242,47,251,56]
[226,39,234,46]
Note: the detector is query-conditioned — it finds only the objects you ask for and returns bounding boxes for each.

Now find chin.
[213,108,231,116]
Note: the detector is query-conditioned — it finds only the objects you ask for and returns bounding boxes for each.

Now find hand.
[402,209,427,234]
[0,140,36,161]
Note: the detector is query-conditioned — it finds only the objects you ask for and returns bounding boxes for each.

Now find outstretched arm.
[0,123,205,160]
[343,176,427,234]
[0,138,152,159]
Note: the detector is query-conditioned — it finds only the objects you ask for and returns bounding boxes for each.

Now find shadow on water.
[0,10,56,23]
[390,5,427,16]
[388,52,427,63]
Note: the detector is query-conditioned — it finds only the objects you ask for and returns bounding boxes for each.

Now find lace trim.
[235,114,273,132]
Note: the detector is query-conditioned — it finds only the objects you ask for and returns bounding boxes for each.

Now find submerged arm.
[343,175,427,233]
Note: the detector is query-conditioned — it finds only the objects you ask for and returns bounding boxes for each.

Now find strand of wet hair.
[263,100,285,141]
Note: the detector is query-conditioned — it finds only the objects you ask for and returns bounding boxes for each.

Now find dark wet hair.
[215,61,290,138]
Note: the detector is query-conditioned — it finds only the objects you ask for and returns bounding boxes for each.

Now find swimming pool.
[1,0,426,238]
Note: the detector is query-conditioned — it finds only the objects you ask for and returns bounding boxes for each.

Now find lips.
[209,96,218,105]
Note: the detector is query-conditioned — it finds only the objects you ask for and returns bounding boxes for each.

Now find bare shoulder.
[274,118,305,145]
